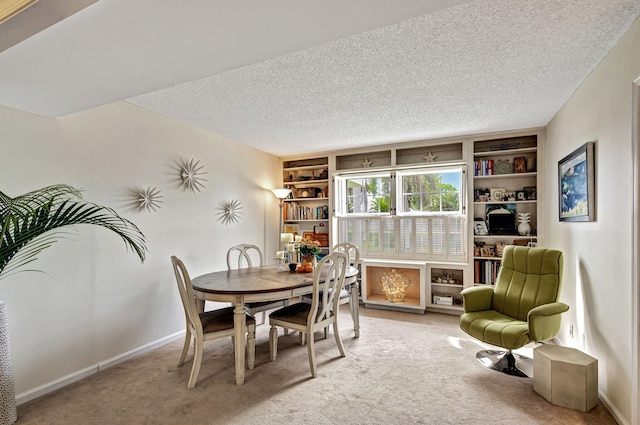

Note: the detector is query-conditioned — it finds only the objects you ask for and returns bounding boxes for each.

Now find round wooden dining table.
[191,264,359,385]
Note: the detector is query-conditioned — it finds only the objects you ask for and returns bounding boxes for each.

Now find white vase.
[518,221,531,236]
[0,302,17,425]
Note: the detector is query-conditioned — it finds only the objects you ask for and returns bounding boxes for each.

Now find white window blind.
[335,164,467,261]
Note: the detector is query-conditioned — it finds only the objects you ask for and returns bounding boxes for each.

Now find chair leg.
[307,330,317,378]
[476,349,531,378]
[247,324,256,370]
[332,320,346,357]
[269,325,278,361]
[178,326,191,367]
[187,335,204,389]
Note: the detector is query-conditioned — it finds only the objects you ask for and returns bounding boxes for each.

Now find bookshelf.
[281,156,330,252]
[472,134,540,285]
[427,264,466,313]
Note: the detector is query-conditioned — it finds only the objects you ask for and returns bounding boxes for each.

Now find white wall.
[0,101,280,397]
[545,16,640,424]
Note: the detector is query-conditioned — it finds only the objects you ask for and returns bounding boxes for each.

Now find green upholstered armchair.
[460,245,569,377]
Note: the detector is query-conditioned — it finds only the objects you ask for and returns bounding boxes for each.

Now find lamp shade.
[280,233,294,243]
[271,188,292,199]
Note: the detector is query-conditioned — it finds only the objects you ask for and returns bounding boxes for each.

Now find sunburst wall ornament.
[138,187,163,212]
[180,158,207,192]
[217,199,243,225]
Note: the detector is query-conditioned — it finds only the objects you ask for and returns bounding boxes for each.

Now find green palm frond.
[0,184,147,280]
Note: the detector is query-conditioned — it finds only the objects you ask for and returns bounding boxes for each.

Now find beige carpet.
[16,306,615,425]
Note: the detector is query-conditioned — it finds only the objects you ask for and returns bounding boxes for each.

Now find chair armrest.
[527,302,570,341]
[460,286,494,313]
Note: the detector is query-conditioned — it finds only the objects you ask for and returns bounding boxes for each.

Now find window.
[335,165,466,261]
[335,172,391,215]
[397,167,462,215]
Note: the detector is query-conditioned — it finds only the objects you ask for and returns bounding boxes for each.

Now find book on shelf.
[284,203,328,220]
[473,259,501,285]
[474,159,494,176]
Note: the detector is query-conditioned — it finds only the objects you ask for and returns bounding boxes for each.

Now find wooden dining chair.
[226,244,289,325]
[171,255,255,389]
[302,242,360,338]
[268,251,348,378]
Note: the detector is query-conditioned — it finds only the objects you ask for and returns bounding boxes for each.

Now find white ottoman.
[533,344,598,412]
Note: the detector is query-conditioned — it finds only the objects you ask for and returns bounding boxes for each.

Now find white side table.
[533,344,598,412]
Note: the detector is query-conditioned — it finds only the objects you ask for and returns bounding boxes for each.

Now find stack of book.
[432,294,454,305]
[474,260,501,285]
[474,159,494,176]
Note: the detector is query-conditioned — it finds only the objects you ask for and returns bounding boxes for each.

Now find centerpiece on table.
[296,238,322,273]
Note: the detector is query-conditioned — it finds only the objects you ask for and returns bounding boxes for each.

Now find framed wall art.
[558,141,595,222]
[284,224,300,235]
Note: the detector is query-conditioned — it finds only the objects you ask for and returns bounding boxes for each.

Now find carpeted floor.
[16,306,616,425]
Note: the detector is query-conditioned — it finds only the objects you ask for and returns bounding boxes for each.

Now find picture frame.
[490,188,505,202]
[513,157,527,173]
[302,231,314,240]
[480,246,494,257]
[523,186,537,201]
[516,190,525,201]
[474,221,488,236]
[284,224,300,235]
[558,141,596,222]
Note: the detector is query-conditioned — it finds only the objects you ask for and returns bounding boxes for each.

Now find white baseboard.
[599,390,628,425]
[15,331,185,406]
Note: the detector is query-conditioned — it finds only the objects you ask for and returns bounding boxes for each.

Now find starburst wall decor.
[138,187,163,212]
[217,199,243,225]
[180,158,207,192]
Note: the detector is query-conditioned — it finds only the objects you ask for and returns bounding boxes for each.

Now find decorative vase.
[0,302,17,425]
[517,212,532,236]
[301,255,316,267]
[299,255,316,272]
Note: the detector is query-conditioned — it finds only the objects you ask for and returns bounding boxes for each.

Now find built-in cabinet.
[361,260,426,313]
[277,130,544,313]
[427,264,466,313]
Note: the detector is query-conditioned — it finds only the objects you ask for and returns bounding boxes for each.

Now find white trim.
[15,331,185,405]
[600,389,630,425]
[631,76,640,425]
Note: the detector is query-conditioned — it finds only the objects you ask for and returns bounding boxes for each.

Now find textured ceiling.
[2,1,640,157]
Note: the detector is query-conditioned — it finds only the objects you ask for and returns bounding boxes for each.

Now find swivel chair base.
[476,349,532,378]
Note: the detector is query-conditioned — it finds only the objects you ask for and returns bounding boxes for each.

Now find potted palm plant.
[0,184,148,424]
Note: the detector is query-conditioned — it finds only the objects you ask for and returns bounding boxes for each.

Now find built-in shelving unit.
[472,134,540,285]
[280,156,330,251]
[427,264,466,314]
[277,129,544,314]
[360,260,426,313]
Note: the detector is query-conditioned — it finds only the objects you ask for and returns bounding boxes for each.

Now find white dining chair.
[226,244,289,325]
[171,255,255,389]
[302,242,360,338]
[268,251,348,378]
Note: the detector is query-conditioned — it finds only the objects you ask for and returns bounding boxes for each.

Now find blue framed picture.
[558,142,595,222]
